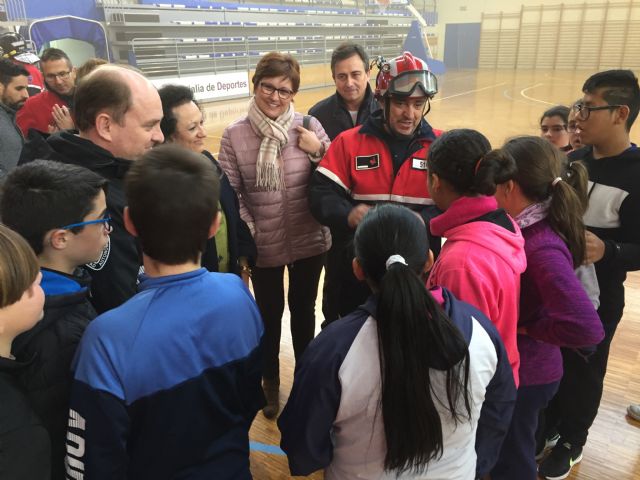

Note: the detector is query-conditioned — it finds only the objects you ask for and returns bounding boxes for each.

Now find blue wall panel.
[25,0,102,22]
[443,23,481,69]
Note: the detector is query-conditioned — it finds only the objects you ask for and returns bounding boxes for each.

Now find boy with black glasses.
[0,159,110,480]
[538,69,640,480]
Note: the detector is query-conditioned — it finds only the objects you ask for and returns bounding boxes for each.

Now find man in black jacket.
[308,42,380,323]
[19,66,164,313]
[309,42,379,141]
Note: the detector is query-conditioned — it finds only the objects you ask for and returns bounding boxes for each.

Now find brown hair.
[502,136,588,267]
[74,66,132,131]
[76,57,108,82]
[125,144,220,265]
[331,42,369,77]
[252,52,300,93]
[0,224,39,308]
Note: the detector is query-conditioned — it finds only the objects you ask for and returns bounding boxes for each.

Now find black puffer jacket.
[308,84,379,141]
[0,356,51,480]
[12,269,96,480]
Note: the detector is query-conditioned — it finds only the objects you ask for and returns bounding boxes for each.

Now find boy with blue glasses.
[0,159,110,480]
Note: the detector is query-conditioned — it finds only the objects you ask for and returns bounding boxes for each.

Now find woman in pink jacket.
[426,129,527,387]
[218,52,331,419]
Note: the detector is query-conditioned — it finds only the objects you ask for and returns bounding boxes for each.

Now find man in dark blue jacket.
[308,42,379,142]
[308,42,379,324]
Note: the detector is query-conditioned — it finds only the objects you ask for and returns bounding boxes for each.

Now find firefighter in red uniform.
[0,32,44,96]
[309,52,442,325]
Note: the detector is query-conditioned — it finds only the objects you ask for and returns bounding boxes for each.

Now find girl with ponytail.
[490,136,604,480]
[279,204,516,480]
[426,129,527,388]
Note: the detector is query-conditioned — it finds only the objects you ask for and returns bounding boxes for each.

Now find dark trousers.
[321,237,370,326]
[252,253,325,380]
[492,382,560,480]
[543,300,623,447]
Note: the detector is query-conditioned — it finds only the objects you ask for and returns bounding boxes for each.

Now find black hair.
[582,69,640,131]
[125,144,220,265]
[0,58,28,86]
[502,136,588,267]
[427,129,516,196]
[330,42,370,77]
[354,203,471,475]
[40,47,72,68]
[540,105,570,125]
[0,160,108,255]
[158,84,199,140]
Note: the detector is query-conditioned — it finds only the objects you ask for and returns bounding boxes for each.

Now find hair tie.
[385,254,407,270]
[474,156,484,175]
[552,177,563,187]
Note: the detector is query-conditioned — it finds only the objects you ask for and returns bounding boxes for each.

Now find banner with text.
[150,71,250,102]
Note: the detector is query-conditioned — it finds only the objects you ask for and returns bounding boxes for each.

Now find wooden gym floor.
[201,68,640,479]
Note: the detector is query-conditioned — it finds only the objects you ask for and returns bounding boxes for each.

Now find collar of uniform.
[138,267,208,291]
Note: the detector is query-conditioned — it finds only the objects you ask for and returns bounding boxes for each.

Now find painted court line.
[519,83,557,106]
[250,441,286,455]
[433,81,507,102]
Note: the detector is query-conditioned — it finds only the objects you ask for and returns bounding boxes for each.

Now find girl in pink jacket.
[426,129,527,386]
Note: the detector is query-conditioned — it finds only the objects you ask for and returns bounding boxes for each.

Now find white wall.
[430,0,601,62]
[48,38,96,66]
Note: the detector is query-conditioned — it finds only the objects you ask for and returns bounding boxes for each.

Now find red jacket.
[16,90,70,135]
[316,119,441,207]
[19,62,44,95]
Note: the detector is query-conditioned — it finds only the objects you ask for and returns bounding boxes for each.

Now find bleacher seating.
[100,0,435,80]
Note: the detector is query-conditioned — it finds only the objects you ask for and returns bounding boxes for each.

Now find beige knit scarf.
[247,96,294,191]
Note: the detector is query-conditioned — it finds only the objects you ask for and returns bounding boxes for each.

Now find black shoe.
[535,431,560,460]
[262,378,280,420]
[538,441,583,480]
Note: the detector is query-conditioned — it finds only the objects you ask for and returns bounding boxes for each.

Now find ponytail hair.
[502,136,587,267]
[354,204,471,475]
[427,128,517,196]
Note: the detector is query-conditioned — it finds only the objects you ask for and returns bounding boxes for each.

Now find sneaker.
[535,431,561,460]
[538,441,583,480]
[628,404,640,421]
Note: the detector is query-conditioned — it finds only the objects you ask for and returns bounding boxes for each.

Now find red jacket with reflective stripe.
[316,123,442,206]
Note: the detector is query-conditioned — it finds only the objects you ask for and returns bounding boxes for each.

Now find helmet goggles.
[388,70,438,98]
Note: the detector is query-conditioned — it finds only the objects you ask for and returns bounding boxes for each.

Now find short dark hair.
[0,160,108,255]
[583,69,640,131]
[540,105,570,125]
[40,47,72,68]
[125,144,220,265]
[428,129,516,196]
[158,84,197,140]
[252,52,300,93]
[74,67,132,132]
[331,42,369,77]
[0,58,28,87]
[0,224,40,308]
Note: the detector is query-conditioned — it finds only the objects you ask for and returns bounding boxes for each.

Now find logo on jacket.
[86,237,111,271]
[355,154,380,170]
[412,158,428,170]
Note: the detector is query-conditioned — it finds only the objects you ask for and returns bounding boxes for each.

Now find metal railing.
[2,0,27,22]
[130,34,405,83]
